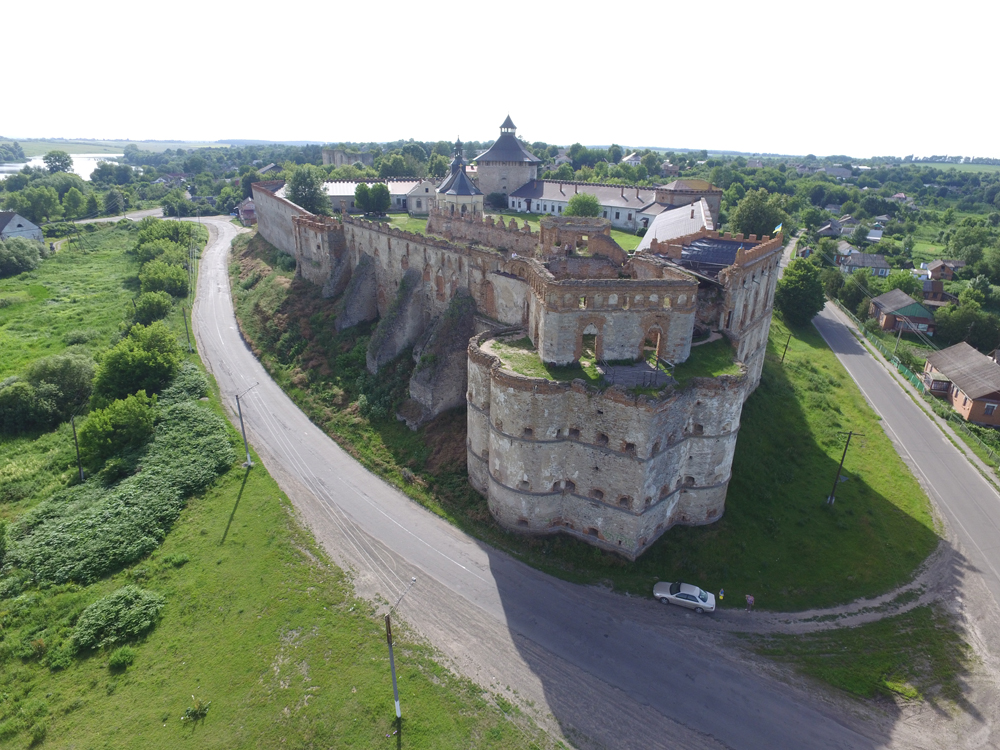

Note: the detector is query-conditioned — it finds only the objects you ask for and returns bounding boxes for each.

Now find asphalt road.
[814,304,1000,607]
[191,218,889,749]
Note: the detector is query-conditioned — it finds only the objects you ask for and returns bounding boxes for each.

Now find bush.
[64,328,100,345]
[133,291,173,325]
[91,321,182,403]
[25,353,95,415]
[158,361,208,404]
[134,238,184,265]
[0,237,42,278]
[4,400,235,585]
[78,391,157,466]
[139,259,188,297]
[108,645,136,671]
[73,586,165,650]
[486,192,508,210]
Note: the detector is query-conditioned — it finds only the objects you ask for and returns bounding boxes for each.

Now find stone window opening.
[551,481,561,492]
[645,496,653,508]
[596,433,609,447]
[623,442,636,456]
[693,424,704,435]
[652,440,661,455]
[623,296,630,310]
[684,476,696,486]
[569,428,580,440]
[518,480,530,491]
[579,296,587,309]
[661,485,671,498]
[523,427,533,438]
[517,518,529,527]
[590,489,605,501]
[585,527,600,538]
[663,296,671,309]
[617,495,632,509]
[564,480,576,493]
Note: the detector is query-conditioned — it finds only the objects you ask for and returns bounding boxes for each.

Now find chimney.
[620,186,625,198]
[690,207,695,219]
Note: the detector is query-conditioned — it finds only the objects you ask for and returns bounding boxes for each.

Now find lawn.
[752,605,969,702]
[0,225,550,749]
[230,232,940,613]
[487,335,602,385]
[671,337,741,386]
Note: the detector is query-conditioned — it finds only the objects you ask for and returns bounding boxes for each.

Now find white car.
[653,582,716,614]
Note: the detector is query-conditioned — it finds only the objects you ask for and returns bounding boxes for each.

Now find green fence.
[832,300,926,394]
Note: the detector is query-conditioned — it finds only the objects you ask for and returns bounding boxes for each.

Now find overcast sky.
[5,0,995,158]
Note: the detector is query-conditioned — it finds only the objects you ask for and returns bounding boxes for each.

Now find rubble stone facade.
[252,171,784,558]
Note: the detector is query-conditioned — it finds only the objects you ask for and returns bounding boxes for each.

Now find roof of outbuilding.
[509,180,657,209]
[843,252,890,269]
[870,289,930,315]
[925,342,1000,399]
[636,200,713,252]
[0,212,38,233]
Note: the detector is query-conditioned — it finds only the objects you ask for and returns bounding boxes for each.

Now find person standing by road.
[745,594,755,612]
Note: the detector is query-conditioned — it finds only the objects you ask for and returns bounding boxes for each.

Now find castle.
[251,118,784,559]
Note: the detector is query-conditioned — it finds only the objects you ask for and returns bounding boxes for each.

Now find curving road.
[192,218,897,749]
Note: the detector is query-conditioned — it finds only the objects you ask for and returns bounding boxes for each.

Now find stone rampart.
[425,206,538,256]
[366,267,428,374]
[467,331,750,558]
[252,181,304,257]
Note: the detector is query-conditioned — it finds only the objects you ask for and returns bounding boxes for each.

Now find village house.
[838,252,891,277]
[927,259,965,281]
[237,198,256,226]
[868,289,936,335]
[924,342,1000,426]
[0,212,43,242]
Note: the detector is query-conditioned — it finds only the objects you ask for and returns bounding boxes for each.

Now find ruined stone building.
[251,123,783,559]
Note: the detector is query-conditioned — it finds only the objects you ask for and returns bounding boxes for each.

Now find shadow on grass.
[220,466,251,545]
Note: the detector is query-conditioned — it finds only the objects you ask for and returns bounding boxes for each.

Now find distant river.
[0,153,124,181]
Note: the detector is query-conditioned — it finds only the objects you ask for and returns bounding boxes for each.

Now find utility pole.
[235,383,258,468]
[385,577,416,720]
[182,305,193,353]
[827,430,863,505]
[780,332,792,363]
[71,416,84,482]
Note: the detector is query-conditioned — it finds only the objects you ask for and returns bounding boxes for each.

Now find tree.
[607,145,623,164]
[774,258,826,326]
[78,391,158,466]
[91,321,182,404]
[133,291,173,325]
[4,186,61,224]
[43,150,73,174]
[884,270,921,297]
[354,183,371,214]
[378,154,408,178]
[104,189,125,216]
[564,192,602,217]
[84,192,100,217]
[139,259,188,297]
[369,183,390,215]
[426,154,449,181]
[62,186,85,219]
[0,237,41,278]
[285,165,329,215]
[240,169,260,199]
[728,188,788,239]
[849,224,870,248]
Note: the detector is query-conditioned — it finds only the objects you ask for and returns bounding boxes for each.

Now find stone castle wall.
[252,181,306,257]
[467,332,750,559]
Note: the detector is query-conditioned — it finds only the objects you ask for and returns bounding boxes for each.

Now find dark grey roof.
[926,342,1000,399]
[500,114,516,130]
[870,289,920,313]
[678,239,744,269]
[444,169,482,196]
[0,212,16,232]
[509,180,656,209]
[474,133,541,164]
[844,252,890,269]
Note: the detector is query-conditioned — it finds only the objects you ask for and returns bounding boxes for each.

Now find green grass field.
[231,233,939,613]
[0,225,551,748]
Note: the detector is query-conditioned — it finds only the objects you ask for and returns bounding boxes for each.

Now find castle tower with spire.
[472,116,541,197]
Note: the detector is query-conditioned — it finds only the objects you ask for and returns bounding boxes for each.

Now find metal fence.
[832,300,1000,466]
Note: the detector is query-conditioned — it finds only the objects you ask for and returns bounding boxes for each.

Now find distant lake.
[0,153,124,181]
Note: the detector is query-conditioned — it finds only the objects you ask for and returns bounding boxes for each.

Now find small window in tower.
[590,489,605,501]
[596,433,609,447]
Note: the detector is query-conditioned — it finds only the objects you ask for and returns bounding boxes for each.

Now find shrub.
[109,645,136,671]
[91,321,182,403]
[139,259,188,297]
[486,192,508,210]
[134,238,184,265]
[4,400,235,585]
[25,353,95,415]
[0,237,41,278]
[72,586,165,650]
[78,391,157,466]
[63,328,100,345]
[158,361,208,404]
[133,291,173,325]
